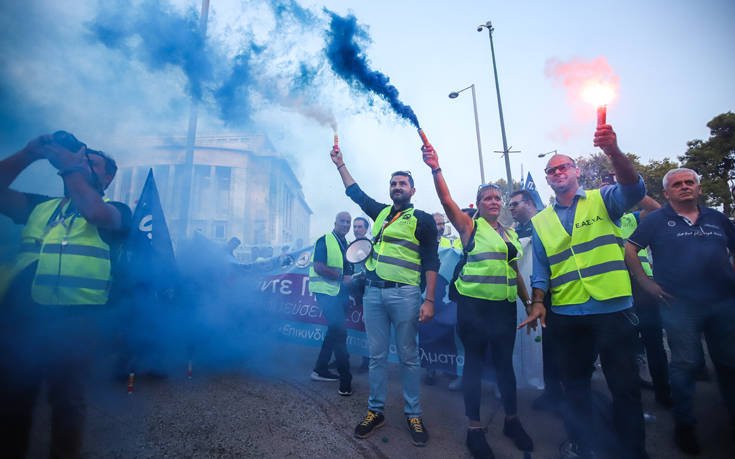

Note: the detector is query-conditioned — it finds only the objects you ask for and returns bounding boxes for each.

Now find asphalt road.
[26,344,733,458]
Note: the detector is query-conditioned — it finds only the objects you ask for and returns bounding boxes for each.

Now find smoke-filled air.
[2,0,734,457]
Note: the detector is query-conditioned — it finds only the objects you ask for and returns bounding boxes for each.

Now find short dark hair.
[353,216,369,229]
[390,170,414,188]
[510,190,534,203]
[87,149,118,178]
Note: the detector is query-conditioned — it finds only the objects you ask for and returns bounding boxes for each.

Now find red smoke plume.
[545,56,619,140]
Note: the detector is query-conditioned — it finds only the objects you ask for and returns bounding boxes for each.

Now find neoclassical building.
[108,134,311,254]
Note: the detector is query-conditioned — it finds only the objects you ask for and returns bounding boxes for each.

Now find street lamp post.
[449,84,485,184]
[538,149,558,158]
[478,21,513,196]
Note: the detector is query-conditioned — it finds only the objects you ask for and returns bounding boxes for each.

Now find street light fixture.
[538,149,558,158]
[478,21,513,196]
[448,84,485,184]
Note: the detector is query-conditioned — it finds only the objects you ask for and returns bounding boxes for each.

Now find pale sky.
[2,0,733,242]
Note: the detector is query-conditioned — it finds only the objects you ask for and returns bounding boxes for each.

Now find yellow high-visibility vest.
[532,189,631,307]
[14,198,112,305]
[620,213,653,277]
[308,232,344,296]
[366,206,421,286]
[454,218,521,301]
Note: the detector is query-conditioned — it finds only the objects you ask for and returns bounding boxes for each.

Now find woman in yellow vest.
[422,145,544,458]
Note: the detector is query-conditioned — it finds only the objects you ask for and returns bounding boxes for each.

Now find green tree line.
[574,112,735,214]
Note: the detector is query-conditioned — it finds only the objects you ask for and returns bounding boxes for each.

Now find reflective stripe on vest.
[619,213,653,277]
[16,198,113,305]
[308,232,344,296]
[454,218,522,302]
[366,206,421,286]
[532,189,631,307]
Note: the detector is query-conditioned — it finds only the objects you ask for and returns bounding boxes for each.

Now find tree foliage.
[573,152,677,208]
[679,112,735,215]
[564,113,734,214]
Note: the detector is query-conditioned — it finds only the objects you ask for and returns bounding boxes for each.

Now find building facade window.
[215,166,231,216]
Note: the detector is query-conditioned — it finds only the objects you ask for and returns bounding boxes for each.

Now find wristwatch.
[524,299,533,306]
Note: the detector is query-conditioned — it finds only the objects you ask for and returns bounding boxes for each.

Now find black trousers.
[553,308,647,458]
[314,293,351,384]
[541,295,563,396]
[631,280,671,399]
[457,295,517,421]
[0,306,110,459]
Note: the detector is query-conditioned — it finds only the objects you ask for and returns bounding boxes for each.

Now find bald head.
[545,154,575,169]
[334,211,351,237]
[545,154,580,196]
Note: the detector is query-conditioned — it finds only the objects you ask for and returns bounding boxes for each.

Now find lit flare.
[581,81,616,126]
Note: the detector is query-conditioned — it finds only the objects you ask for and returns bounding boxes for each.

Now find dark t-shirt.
[313,231,354,276]
[4,193,132,308]
[629,204,735,302]
[345,183,439,283]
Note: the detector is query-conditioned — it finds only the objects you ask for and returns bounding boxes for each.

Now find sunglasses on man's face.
[508,199,529,208]
[544,162,575,176]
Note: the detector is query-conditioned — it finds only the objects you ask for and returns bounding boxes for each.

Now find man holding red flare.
[530,124,649,458]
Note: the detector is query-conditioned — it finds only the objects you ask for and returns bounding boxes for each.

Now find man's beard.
[391,193,410,207]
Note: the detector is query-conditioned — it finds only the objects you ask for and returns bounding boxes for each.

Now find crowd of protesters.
[1,124,734,459]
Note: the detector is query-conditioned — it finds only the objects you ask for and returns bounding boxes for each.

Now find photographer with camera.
[0,132,131,458]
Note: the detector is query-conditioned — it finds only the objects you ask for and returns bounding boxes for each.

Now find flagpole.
[178,0,210,242]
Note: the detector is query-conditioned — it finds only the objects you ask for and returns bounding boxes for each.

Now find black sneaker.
[354,411,384,438]
[310,370,339,381]
[466,428,494,459]
[503,417,533,452]
[407,416,428,446]
[674,423,701,455]
[338,380,352,396]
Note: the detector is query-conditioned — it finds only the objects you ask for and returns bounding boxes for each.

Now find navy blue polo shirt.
[628,204,735,303]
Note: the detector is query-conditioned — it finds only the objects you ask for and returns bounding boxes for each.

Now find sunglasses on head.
[477,183,501,191]
[544,162,575,176]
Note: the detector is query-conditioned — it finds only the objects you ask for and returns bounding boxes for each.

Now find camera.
[50,130,86,153]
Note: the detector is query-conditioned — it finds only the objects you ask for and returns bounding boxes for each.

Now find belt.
[365,279,410,289]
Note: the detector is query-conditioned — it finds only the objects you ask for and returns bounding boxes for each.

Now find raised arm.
[43,143,122,230]
[638,195,661,219]
[0,136,48,222]
[330,146,356,189]
[421,145,473,239]
[593,124,638,185]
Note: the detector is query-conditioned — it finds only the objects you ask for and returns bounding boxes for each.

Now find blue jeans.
[363,284,422,417]
[661,295,735,426]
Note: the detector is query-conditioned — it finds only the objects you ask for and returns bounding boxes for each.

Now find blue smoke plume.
[88,0,213,101]
[214,43,265,126]
[324,10,420,128]
[271,0,318,26]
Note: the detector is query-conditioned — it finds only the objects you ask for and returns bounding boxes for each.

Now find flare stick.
[597,105,607,127]
[417,129,430,147]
